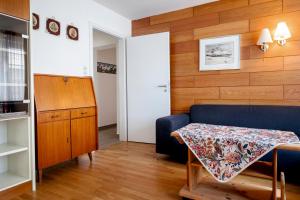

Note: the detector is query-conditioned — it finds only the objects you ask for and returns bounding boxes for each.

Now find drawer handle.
[81,112,88,115]
[51,115,59,118]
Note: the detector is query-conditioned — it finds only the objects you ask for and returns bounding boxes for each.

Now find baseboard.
[98,124,117,130]
[0,181,31,198]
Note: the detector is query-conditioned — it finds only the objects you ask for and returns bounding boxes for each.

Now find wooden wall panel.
[220,86,251,99]
[221,86,284,100]
[132,0,300,113]
[250,41,300,58]
[193,0,249,16]
[194,73,249,87]
[250,71,284,86]
[284,56,300,70]
[171,53,199,76]
[283,0,300,12]
[250,11,300,41]
[132,17,150,29]
[171,96,194,111]
[284,85,300,99]
[250,0,274,5]
[194,20,249,40]
[172,87,220,99]
[219,0,282,23]
[171,76,194,88]
[240,57,284,72]
[283,70,300,84]
[240,32,261,47]
[171,30,194,43]
[0,0,30,20]
[171,40,198,54]
[170,13,219,33]
[150,8,193,25]
[132,23,170,36]
[221,57,283,74]
[250,11,300,32]
[195,99,250,105]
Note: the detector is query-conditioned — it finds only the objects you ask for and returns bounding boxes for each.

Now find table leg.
[273,149,278,200]
[281,172,286,200]
[187,149,198,191]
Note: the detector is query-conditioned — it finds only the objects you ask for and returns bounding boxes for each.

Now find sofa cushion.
[190,105,300,137]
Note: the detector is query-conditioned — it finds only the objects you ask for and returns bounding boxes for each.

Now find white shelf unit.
[0,117,31,192]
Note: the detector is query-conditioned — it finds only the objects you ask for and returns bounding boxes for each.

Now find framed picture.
[32,13,39,30]
[46,18,60,36]
[200,35,240,71]
[67,25,79,41]
[97,62,116,74]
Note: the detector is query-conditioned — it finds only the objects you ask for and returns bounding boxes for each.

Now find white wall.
[31,0,131,76]
[94,48,117,127]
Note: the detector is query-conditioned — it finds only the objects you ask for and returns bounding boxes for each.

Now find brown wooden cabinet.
[34,74,98,180]
[0,0,30,20]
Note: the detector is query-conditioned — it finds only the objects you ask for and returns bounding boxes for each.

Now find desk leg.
[273,149,278,200]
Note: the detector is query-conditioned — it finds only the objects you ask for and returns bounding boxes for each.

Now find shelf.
[0,114,29,122]
[0,83,27,87]
[0,144,28,157]
[0,172,29,192]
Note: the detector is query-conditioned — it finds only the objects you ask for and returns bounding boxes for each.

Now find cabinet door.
[38,120,71,169]
[71,116,97,158]
[0,0,30,20]
[35,75,71,111]
[68,77,96,108]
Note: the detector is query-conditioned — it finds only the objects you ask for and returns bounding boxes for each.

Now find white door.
[127,32,170,144]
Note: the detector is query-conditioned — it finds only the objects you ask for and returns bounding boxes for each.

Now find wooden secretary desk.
[34,74,98,181]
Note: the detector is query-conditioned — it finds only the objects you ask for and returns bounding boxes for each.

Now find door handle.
[157,85,167,88]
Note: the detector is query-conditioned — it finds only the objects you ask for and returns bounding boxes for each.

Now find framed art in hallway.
[200,35,240,71]
[97,62,117,74]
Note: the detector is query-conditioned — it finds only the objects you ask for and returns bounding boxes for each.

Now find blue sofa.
[156,105,300,183]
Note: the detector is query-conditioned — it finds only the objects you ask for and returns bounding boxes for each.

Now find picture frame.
[97,62,117,74]
[46,18,60,36]
[67,25,79,41]
[32,13,40,30]
[199,35,240,71]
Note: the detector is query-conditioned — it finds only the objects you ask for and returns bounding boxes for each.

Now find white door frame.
[89,22,128,141]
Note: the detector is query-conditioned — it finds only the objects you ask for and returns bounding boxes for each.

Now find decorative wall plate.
[67,25,79,41]
[46,18,60,36]
[32,13,39,30]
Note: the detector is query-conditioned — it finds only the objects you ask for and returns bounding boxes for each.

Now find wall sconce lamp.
[257,28,273,52]
[274,22,291,46]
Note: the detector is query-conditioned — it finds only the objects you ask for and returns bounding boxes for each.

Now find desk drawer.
[38,110,70,123]
[71,107,96,119]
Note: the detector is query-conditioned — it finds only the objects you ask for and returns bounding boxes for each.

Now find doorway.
[92,29,119,149]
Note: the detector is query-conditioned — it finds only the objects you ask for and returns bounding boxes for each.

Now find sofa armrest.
[156,114,190,154]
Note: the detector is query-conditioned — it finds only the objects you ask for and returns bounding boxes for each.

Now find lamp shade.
[257,28,273,45]
[274,22,291,40]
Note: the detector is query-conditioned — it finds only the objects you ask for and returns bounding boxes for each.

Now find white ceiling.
[94,0,217,20]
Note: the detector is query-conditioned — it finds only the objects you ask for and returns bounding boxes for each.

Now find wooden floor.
[2,142,300,200]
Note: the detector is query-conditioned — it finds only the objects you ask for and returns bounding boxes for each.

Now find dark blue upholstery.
[156,105,300,183]
[156,114,189,162]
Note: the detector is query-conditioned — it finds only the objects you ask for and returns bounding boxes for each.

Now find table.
[171,124,300,200]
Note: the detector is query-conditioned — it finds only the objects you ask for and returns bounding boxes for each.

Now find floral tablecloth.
[173,123,300,183]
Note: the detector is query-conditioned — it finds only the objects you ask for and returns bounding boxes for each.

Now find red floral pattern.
[174,123,299,182]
